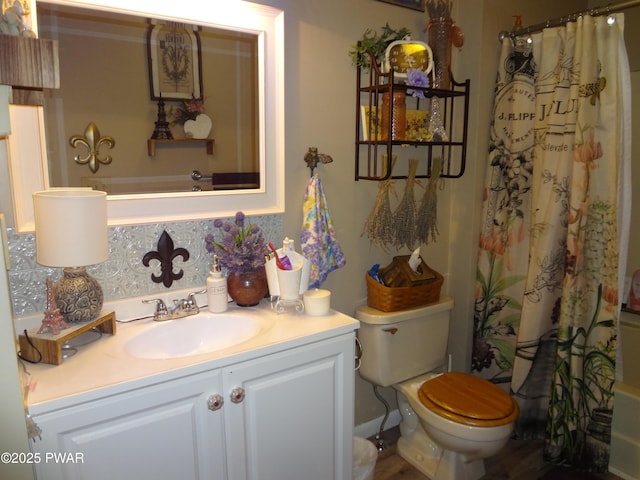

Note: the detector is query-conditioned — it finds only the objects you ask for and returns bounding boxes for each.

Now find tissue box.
[378,255,438,287]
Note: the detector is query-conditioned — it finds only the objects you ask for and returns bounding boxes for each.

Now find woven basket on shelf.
[366,268,443,312]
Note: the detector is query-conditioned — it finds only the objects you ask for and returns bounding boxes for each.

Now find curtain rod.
[500,0,640,40]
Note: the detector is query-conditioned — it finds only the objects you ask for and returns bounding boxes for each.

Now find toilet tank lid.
[355,296,453,325]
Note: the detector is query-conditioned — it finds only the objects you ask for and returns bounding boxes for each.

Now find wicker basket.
[366,268,443,312]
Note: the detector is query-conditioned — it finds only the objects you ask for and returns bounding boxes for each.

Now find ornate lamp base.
[54,267,104,323]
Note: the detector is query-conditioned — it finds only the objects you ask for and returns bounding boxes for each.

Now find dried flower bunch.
[362,155,397,252]
[170,96,205,126]
[406,68,430,98]
[426,0,452,19]
[393,158,419,250]
[205,211,269,273]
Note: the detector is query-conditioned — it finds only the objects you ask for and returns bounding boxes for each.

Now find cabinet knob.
[207,394,224,411]
[230,387,245,403]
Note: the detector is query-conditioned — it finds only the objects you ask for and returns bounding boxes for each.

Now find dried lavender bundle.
[416,156,443,244]
[362,181,396,251]
[426,0,452,19]
[392,158,419,250]
[362,155,397,251]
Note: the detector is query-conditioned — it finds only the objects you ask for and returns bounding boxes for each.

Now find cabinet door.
[223,334,355,480]
[32,369,225,480]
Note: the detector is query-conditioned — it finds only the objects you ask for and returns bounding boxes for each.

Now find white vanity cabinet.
[223,334,353,480]
[31,368,225,480]
[30,333,355,480]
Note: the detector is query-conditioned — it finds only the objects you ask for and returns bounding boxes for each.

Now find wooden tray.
[18,311,116,365]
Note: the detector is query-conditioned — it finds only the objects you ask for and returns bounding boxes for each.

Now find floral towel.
[300,174,346,288]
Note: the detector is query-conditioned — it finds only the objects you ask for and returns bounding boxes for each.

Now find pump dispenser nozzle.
[212,254,222,273]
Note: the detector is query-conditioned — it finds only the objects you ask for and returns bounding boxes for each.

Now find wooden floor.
[371,427,622,479]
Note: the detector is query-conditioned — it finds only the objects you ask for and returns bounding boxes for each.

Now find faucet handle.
[142,298,168,316]
[187,289,207,310]
[189,288,207,297]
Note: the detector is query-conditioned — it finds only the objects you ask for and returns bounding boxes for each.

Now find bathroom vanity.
[25,301,359,480]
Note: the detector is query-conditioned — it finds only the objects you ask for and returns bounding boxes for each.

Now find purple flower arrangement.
[205,211,269,273]
[405,68,430,98]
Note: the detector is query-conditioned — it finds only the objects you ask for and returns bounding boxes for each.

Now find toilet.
[356,296,518,480]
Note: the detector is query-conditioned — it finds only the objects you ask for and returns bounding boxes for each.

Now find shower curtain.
[472,14,631,472]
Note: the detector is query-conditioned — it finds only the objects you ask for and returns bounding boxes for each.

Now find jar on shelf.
[380,91,406,141]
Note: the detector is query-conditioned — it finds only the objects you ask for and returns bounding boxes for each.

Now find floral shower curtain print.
[472,15,631,472]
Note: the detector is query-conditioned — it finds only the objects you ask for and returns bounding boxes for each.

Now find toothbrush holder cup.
[276,266,303,301]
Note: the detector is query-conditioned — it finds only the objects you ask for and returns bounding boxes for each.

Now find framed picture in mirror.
[147,21,203,101]
[375,0,426,11]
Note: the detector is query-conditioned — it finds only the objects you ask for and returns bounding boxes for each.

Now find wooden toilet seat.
[418,372,519,427]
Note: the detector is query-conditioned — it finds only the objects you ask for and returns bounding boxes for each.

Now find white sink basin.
[125,311,265,359]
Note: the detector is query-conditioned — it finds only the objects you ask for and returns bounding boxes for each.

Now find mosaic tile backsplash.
[6,214,283,317]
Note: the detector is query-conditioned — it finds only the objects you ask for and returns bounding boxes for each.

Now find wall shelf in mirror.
[147,139,215,156]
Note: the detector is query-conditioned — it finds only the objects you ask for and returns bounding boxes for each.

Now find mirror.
[7,0,284,231]
[38,3,260,195]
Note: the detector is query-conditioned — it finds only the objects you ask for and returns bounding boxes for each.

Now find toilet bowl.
[395,372,518,480]
[355,298,519,480]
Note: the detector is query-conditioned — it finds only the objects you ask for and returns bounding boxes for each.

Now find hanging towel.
[301,173,346,288]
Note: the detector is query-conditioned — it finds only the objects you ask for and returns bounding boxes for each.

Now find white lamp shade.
[33,189,108,267]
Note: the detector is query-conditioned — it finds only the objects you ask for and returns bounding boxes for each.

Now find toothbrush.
[268,242,292,270]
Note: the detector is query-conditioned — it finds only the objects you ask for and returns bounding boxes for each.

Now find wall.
[1,0,596,439]
[627,68,640,292]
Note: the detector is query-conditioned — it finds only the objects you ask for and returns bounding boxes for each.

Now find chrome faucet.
[172,289,207,316]
[143,289,207,321]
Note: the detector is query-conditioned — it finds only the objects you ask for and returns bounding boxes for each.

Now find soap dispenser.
[207,255,228,313]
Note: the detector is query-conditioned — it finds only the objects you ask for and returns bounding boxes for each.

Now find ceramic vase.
[183,113,212,139]
[227,268,268,307]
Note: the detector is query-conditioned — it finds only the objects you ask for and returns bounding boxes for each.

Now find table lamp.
[33,189,108,323]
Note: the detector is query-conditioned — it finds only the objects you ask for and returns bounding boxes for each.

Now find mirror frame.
[8,0,284,232]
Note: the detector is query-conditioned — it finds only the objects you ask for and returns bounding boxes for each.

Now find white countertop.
[23,300,359,416]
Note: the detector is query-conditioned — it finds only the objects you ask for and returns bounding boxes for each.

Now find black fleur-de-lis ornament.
[142,230,190,288]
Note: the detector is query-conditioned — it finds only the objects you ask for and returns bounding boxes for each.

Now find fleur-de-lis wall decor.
[142,230,190,288]
[69,122,115,174]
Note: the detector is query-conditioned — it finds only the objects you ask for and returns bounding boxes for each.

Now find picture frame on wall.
[361,105,381,141]
[147,21,203,101]
[375,0,426,12]
[360,106,431,141]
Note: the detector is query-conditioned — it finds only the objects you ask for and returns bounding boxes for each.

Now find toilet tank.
[356,296,454,387]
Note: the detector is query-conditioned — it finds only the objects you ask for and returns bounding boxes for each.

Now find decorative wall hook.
[142,230,190,288]
[304,146,333,177]
[69,122,115,174]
